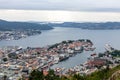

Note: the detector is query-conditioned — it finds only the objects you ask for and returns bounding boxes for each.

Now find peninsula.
[0,19,53,41]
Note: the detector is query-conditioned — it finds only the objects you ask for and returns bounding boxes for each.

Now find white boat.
[105,44,114,52]
[54,56,59,64]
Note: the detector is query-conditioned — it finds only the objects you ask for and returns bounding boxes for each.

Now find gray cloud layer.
[0,0,120,11]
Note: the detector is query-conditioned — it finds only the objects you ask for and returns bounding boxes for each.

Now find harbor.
[0,27,120,80]
[51,44,120,77]
[0,39,95,80]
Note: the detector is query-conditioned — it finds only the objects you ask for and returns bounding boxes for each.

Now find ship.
[105,44,114,52]
[59,54,69,62]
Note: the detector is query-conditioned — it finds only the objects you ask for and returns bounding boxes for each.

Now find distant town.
[1,19,120,41]
[0,19,52,41]
[0,30,41,41]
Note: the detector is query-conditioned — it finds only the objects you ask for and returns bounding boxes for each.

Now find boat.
[91,53,97,56]
[84,46,96,51]
[54,60,59,64]
[105,44,114,52]
[59,54,69,62]
[54,56,59,64]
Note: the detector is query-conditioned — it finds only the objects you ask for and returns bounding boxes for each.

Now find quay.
[0,39,95,80]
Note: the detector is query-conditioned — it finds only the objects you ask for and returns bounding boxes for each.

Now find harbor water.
[0,27,120,68]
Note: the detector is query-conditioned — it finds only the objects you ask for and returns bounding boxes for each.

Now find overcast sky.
[0,0,120,22]
[0,0,120,12]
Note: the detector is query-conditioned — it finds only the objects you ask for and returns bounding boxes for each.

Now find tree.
[71,74,86,80]
[2,75,7,80]
[29,70,44,80]
[45,69,60,80]
[2,58,8,62]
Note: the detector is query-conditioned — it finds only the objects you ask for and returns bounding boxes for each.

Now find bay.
[0,27,120,68]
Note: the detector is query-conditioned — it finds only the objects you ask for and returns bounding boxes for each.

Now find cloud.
[0,0,120,12]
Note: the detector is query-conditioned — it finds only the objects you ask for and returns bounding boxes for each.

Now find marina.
[0,27,120,79]
[0,39,95,79]
[0,27,120,69]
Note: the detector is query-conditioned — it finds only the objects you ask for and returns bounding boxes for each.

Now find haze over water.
[0,10,120,22]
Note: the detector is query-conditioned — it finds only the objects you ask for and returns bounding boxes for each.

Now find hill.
[49,22,120,30]
[0,19,53,31]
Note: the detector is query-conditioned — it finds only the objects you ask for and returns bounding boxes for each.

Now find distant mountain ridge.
[1,19,120,30]
[49,22,120,30]
[0,19,53,31]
